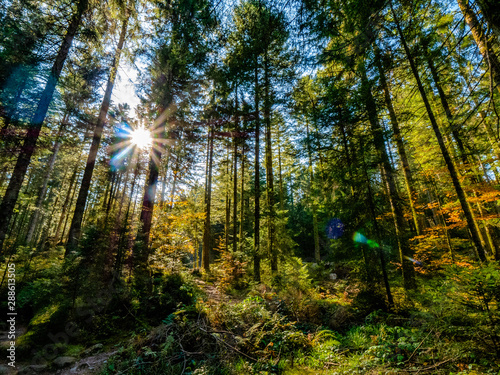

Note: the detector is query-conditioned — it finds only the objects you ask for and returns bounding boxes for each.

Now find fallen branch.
[406,329,434,363]
[198,325,258,362]
[407,357,455,373]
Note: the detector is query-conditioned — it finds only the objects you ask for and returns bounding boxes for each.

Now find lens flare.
[353,232,367,244]
[130,126,152,149]
[326,218,344,239]
[353,232,379,248]
[404,256,423,266]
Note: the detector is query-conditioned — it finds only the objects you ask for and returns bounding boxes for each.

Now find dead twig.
[405,329,434,364]
[198,325,258,362]
[407,357,455,373]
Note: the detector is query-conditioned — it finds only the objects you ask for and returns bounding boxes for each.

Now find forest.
[1,0,500,373]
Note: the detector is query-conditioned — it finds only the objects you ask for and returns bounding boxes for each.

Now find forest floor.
[4,269,500,375]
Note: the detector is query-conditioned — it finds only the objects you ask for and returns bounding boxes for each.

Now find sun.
[130,126,152,149]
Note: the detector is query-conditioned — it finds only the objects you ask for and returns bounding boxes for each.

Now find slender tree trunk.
[160,155,169,207]
[61,172,81,243]
[26,115,67,244]
[135,142,162,284]
[277,124,284,211]
[66,15,128,255]
[375,49,421,236]
[254,56,261,282]
[427,52,496,256]
[426,53,471,167]
[105,172,118,220]
[116,155,141,275]
[203,126,214,271]
[233,89,239,253]
[361,62,416,290]
[392,1,487,261]
[107,156,133,281]
[361,138,393,305]
[225,148,231,252]
[169,161,178,210]
[101,171,112,211]
[0,0,89,253]
[239,148,245,246]
[55,166,78,244]
[306,120,321,262]
[264,52,277,273]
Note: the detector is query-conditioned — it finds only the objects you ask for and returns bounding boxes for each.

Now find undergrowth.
[5,254,500,374]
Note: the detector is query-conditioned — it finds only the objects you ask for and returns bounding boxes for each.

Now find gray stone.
[0,364,12,375]
[77,362,92,370]
[53,356,77,368]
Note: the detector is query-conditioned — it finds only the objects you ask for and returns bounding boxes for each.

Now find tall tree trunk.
[254,56,261,282]
[277,123,284,211]
[203,126,214,271]
[26,115,67,244]
[66,15,128,256]
[264,51,277,273]
[225,148,231,252]
[135,141,163,285]
[239,147,245,247]
[107,156,133,281]
[361,62,416,290]
[306,120,321,262]
[169,160,178,210]
[160,155,169,207]
[375,49,421,236]
[456,0,500,92]
[54,166,78,244]
[233,89,239,253]
[105,171,121,222]
[361,138,393,305]
[426,52,470,167]
[392,1,487,261]
[427,50,497,256]
[0,0,89,253]
[116,154,141,276]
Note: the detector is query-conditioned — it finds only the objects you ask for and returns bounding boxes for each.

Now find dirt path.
[194,279,240,305]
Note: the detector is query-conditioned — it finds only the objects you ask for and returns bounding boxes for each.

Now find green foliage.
[211,249,249,291]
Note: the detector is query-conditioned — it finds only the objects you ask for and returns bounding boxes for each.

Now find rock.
[83,343,104,356]
[77,362,92,371]
[53,356,77,368]
[18,365,48,374]
[0,365,12,374]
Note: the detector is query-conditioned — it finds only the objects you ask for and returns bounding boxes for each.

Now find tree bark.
[264,51,277,273]
[202,126,214,271]
[135,142,162,280]
[233,89,239,253]
[239,147,245,247]
[304,120,321,262]
[225,148,231,252]
[254,56,261,282]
